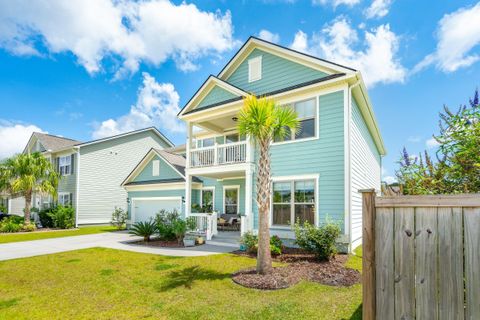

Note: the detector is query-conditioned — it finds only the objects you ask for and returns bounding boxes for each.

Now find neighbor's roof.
[26,132,82,153]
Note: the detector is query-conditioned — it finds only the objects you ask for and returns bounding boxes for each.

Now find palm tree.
[0,152,59,225]
[238,95,299,274]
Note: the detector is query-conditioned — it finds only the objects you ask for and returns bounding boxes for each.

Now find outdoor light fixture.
[232,116,238,122]
[126,198,130,204]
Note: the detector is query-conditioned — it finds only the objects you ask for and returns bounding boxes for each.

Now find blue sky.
[0,0,479,183]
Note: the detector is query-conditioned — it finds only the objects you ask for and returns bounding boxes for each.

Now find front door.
[224,187,239,215]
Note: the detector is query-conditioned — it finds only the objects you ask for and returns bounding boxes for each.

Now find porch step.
[211,231,240,245]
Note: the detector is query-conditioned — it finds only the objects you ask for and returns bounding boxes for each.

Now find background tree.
[0,152,59,224]
[238,95,299,274]
[397,89,480,194]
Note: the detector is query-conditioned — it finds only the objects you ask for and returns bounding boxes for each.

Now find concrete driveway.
[0,231,238,261]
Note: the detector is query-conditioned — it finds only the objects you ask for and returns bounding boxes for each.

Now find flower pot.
[239,244,247,251]
[183,238,195,247]
[195,236,204,245]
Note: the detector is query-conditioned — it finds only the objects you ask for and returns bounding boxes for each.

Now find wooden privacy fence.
[360,190,480,320]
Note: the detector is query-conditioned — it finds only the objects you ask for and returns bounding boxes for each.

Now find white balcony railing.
[190,141,247,168]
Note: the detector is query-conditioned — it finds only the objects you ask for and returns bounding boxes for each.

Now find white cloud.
[407,135,421,143]
[365,0,393,19]
[312,0,360,8]
[0,0,235,77]
[258,30,280,44]
[0,121,45,159]
[93,72,184,139]
[426,137,440,149]
[414,3,480,73]
[383,175,397,184]
[290,31,309,52]
[291,19,406,87]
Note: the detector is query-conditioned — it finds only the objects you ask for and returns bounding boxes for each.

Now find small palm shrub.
[240,232,284,256]
[111,207,128,230]
[293,220,340,261]
[130,220,157,242]
[0,216,22,233]
[38,207,54,228]
[48,205,75,229]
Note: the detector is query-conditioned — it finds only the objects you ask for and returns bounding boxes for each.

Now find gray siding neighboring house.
[10,128,173,224]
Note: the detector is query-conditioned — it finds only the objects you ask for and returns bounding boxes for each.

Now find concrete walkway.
[0,231,239,261]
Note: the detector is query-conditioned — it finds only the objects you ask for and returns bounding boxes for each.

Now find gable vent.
[248,56,262,82]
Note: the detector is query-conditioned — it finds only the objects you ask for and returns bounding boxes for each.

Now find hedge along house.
[124,36,386,252]
[10,127,173,225]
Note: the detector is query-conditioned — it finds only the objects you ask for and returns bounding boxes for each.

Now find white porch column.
[186,121,192,168]
[185,173,192,218]
[246,134,254,163]
[242,164,254,234]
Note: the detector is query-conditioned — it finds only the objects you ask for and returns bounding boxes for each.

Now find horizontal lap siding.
[350,98,381,249]
[133,155,182,182]
[201,178,246,214]
[77,131,170,224]
[56,153,77,208]
[226,49,328,95]
[253,90,345,232]
[197,86,238,109]
[9,196,25,216]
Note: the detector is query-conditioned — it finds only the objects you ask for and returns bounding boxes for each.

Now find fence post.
[360,189,376,320]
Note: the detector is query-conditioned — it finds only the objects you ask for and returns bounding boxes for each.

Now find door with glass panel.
[224,187,239,215]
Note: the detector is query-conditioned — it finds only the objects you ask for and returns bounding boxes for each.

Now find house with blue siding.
[122,37,386,251]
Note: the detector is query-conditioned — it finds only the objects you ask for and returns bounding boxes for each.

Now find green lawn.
[0,225,117,244]
[0,248,362,320]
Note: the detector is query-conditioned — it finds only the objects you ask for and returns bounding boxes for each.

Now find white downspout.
[75,146,80,228]
[346,76,361,252]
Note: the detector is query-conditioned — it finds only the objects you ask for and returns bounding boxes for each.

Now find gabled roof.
[121,148,201,187]
[218,36,356,80]
[24,132,82,153]
[178,75,248,117]
[77,127,174,148]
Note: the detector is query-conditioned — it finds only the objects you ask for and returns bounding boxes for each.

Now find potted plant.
[195,235,205,245]
[183,234,196,247]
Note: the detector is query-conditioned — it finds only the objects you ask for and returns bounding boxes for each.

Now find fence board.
[464,207,480,320]
[375,207,394,319]
[394,207,415,320]
[437,207,464,320]
[415,207,438,319]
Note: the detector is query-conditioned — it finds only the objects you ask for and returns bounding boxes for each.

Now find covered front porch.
[185,166,254,241]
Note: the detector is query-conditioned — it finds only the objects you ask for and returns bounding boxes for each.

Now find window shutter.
[56,157,60,173]
[248,56,262,82]
[70,154,74,173]
[69,193,73,206]
[152,160,160,176]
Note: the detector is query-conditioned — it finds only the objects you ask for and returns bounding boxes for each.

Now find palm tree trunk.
[256,139,273,275]
[24,191,32,225]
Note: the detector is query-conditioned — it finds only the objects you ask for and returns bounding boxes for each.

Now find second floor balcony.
[189,140,249,168]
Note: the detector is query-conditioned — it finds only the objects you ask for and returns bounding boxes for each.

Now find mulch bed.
[130,239,186,248]
[231,247,360,290]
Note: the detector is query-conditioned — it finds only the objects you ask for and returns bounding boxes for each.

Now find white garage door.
[132,197,182,223]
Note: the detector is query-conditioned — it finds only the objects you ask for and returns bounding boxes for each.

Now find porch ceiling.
[196,113,240,135]
[197,169,245,180]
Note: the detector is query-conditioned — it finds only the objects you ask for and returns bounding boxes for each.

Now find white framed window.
[201,187,215,211]
[59,155,72,176]
[248,56,262,82]
[152,160,160,177]
[274,98,317,143]
[272,179,316,227]
[197,137,215,148]
[58,193,71,206]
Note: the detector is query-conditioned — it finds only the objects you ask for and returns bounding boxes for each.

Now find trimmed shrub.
[22,223,37,232]
[293,220,340,261]
[39,207,54,228]
[0,216,23,233]
[48,205,75,229]
[129,220,157,242]
[111,207,128,230]
[240,231,284,256]
[154,209,181,241]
